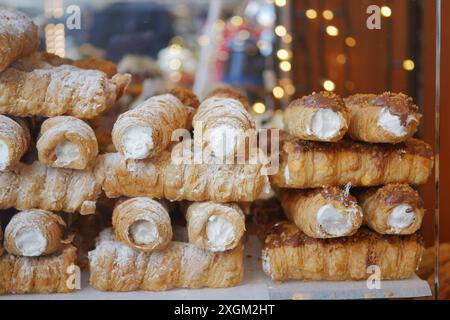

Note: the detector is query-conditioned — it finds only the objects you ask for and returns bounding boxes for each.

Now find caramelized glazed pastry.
[0,9,38,72]
[88,229,244,291]
[112,88,199,160]
[0,227,3,257]
[284,92,349,142]
[0,245,77,294]
[356,184,424,235]
[112,197,172,252]
[262,222,423,281]
[280,187,363,238]
[345,93,421,143]
[4,210,65,257]
[271,133,433,188]
[0,62,130,119]
[37,116,98,170]
[185,202,245,252]
[0,161,101,214]
[193,87,255,158]
[0,115,30,171]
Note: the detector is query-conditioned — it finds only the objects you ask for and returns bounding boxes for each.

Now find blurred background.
[1,0,448,246]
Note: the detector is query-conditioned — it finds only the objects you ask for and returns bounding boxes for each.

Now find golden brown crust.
[0,161,101,214]
[0,9,38,72]
[169,87,200,109]
[37,116,98,170]
[0,115,30,171]
[345,92,419,117]
[344,92,422,143]
[291,91,347,112]
[95,150,266,203]
[356,183,425,235]
[0,245,77,294]
[284,92,349,142]
[270,133,434,188]
[89,229,244,291]
[4,209,66,256]
[112,197,172,252]
[280,187,363,238]
[207,86,250,109]
[0,62,130,119]
[262,222,424,281]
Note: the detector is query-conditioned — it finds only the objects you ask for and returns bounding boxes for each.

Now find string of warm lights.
[297,2,414,94]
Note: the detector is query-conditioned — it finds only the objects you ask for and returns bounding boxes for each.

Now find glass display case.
[0,0,442,300]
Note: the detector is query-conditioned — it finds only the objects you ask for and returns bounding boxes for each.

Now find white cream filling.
[317,204,354,237]
[206,125,239,157]
[15,228,47,257]
[0,140,10,171]
[387,204,415,232]
[308,109,343,139]
[206,215,235,251]
[284,165,290,184]
[378,107,416,137]
[122,126,154,160]
[54,140,81,167]
[129,219,159,245]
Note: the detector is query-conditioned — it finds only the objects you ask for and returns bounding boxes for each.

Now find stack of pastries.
[262,91,433,282]
[0,8,435,296]
[0,8,130,294]
[87,86,268,291]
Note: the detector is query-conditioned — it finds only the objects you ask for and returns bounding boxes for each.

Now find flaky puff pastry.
[112,197,172,252]
[0,245,77,294]
[0,9,38,72]
[0,61,130,119]
[193,87,255,158]
[356,184,424,235]
[345,93,421,143]
[0,161,101,214]
[112,88,199,160]
[95,149,266,203]
[284,92,349,142]
[34,52,118,78]
[185,202,245,252]
[271,133,434,188]
[280,187,363,238]
[89,228,244,292]
[4,209,66,257]
[262,222,424,281]
[37,116,98,170]
[0,115,30,171]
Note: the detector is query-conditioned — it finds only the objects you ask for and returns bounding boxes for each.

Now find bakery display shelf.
[1,236,431,300]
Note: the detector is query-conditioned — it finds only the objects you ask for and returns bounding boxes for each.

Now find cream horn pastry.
[185,202,245,252]
[0,245,77,294]
[88,228,244,292]
[4,209,65,257]
[356,184,424,235]
[37,116,98,170]
[112,197,172,252]
[284,92,349,142]
[271,133,433,188]
[0,115,30,171]
[280,187,363,238]
[262,222,423,281]
[0,9,38,72]
[112,88,199,160]
[95,149,266,203]
[0,161,101,214]
[193,87,255,158]
[0,61,130,119]
[345,92,421,143]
